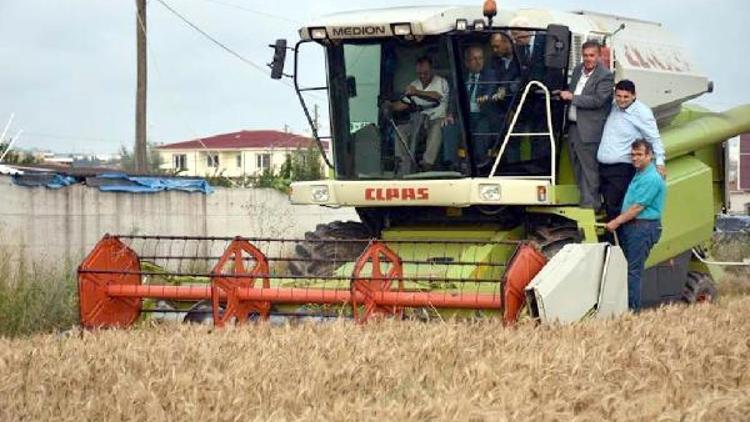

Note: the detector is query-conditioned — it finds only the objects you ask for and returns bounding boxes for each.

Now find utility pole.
[135,0,148,173]
[313,104,319,131]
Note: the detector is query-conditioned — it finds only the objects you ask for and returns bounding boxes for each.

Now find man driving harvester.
[390,55,450,174]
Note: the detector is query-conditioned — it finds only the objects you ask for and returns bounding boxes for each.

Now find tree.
[279,145,325,182]
[119,142,163,174]
[0,143,40,165]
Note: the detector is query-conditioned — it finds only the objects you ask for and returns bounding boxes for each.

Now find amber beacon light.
[483,0,498,20]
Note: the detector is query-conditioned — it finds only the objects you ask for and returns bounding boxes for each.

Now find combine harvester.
[78,2,750,328]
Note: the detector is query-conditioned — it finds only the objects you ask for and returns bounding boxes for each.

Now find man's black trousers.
[600,162,636,221]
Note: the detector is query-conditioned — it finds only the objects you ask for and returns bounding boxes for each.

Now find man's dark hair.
[631,139,653,154]
[581,40,601,52]
[615,79,637,95]
[416,56,433,67]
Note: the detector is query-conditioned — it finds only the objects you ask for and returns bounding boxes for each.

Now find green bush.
[0,253,78,338]
[206,146,326,193]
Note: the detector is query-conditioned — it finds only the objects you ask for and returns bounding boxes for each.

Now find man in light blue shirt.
[605,140,666,311]
[598,80,666,221]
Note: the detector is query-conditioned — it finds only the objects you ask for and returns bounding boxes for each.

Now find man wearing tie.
[510,17,546,81]
[463,45,500,166]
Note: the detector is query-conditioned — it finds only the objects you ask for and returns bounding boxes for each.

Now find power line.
[154,0,324,101]
[154,0,270,75]
[136,1,205,144]
[152,0,327,140]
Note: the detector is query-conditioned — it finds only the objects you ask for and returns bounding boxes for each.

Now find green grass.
[0,251,79,338]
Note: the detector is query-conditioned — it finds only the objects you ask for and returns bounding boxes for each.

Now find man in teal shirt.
[605,139,666,310]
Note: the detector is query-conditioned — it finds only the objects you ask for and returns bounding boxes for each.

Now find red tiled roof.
[157,130,327,150]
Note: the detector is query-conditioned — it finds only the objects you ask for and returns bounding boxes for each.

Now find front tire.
[288,221,371,277]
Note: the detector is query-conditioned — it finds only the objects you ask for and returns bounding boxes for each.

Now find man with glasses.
[605,140,666,311]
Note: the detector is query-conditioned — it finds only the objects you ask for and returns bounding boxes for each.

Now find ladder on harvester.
[489,80,557,185]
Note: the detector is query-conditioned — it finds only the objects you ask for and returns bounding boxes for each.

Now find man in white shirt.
[391,56,449,173]
[598,79,666,221]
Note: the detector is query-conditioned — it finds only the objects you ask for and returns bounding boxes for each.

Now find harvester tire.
[288,221,371,277]
[682,271,718,304]
[531,225,583,258]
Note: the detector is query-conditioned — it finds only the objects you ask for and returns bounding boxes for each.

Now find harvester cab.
[76,4,750,329]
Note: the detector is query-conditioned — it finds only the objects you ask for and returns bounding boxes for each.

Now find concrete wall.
[728,192,750,215]
[0,176,358,265]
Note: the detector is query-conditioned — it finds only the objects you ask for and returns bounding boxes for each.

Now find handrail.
[489,80,556,186]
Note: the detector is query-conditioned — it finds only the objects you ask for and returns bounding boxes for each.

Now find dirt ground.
[1,293,749,422]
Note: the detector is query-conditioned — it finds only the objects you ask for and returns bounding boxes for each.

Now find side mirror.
[544,25,571,69]
[268,39,287,79]
[346,76,357,98]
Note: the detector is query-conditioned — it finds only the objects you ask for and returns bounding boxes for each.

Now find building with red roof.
[156,130,327,177]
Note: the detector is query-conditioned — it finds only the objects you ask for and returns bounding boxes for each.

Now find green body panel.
[556,137,576,185]
[646,155,714,266]
[688,254,726,284]
[526,206,599,242]
[551,185,580,205]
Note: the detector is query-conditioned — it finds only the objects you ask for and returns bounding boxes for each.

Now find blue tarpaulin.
[11,171,214,194]
[12,173,77,189]
[95,172,214,194]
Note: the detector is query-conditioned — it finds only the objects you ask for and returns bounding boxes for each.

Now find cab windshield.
[325,30,567,181]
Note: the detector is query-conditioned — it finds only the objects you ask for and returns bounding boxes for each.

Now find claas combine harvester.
[78,2,750,328]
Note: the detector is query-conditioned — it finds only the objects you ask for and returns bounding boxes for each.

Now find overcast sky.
[0,0,748,154]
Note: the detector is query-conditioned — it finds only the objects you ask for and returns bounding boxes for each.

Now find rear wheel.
[288,221,371,277]
[682,271,718,304]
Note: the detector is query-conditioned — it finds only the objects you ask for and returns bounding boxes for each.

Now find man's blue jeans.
[621,219,662,311]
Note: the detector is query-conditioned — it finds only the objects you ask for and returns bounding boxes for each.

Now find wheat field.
[1,295,749,422]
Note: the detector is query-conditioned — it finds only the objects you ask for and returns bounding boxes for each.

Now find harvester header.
[78,234,548,328]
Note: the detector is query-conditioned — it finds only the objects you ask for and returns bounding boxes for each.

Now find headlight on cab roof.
[392,23,412,36]
[479,184,501,201]
[311,185,330,203]
[309,27,327,40]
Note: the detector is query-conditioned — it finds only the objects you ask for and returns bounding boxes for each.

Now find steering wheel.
[398,93,441,111]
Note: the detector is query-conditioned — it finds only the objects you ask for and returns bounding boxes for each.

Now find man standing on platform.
[605,140,666,311]
[598,79,666,222]
[558,40,614,209]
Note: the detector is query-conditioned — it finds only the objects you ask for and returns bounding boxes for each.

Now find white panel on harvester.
[525,243,627,324]
[595,246,629,319]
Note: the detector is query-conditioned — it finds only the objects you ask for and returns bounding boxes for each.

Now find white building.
[156,130,327,177]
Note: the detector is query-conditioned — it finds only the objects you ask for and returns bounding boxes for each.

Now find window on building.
[236,154,242,168]
[207,154,219,168]
[173,154,187,171]
[256,153,271,171]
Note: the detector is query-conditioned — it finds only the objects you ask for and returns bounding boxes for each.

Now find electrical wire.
[155,0,270,75]
[154,0,326,102]
[135,1,208,151]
